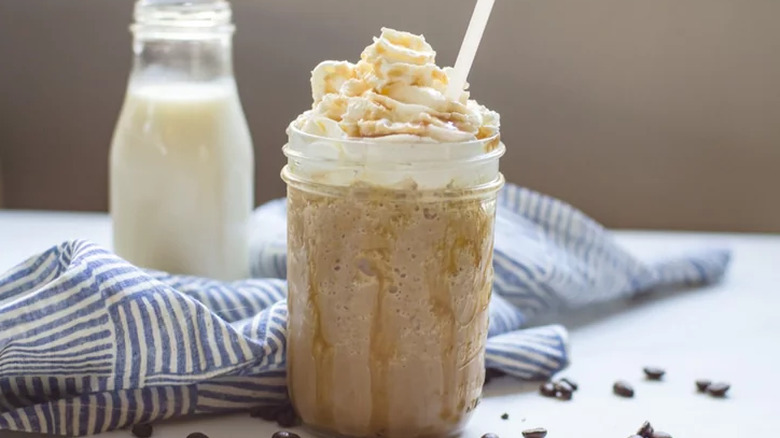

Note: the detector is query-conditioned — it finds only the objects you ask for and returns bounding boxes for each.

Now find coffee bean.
[636,420,654,437]
[521,427,548,438]
[500,413,509,420]
[652,432,672,438]
[539,382,556,397]
[696,380,712,392]
[481,434,500,438]
[613,380,635,398]
[707,382,730,397]
[554,380,574,401]
[272,432,300,438]
[186,433,209,438]
[643,367,666,380]
[555,380,574,394]
[131,424,153,438]
[560,377,579,391]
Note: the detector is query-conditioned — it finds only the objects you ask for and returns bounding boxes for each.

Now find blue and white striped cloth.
[0,183,730,436]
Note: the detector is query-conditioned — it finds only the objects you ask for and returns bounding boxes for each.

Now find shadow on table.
[526,282,721,331]
[482,376,540,397]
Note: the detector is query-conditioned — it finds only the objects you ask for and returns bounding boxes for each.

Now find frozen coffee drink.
[282,28,505,438]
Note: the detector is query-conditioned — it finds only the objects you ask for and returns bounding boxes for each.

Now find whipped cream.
[293,28,499,143]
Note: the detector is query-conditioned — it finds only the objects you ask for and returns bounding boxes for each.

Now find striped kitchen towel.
[0,183,730,436]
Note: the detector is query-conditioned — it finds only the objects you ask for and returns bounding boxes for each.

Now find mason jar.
[282,126,505,438]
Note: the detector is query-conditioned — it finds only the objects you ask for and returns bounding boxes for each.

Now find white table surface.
[0,211,778,437]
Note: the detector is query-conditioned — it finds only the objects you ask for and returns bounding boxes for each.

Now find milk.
[110,81,254,280]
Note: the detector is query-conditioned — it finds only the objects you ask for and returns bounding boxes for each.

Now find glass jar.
[282,127,505,438]
[110,0,254,280]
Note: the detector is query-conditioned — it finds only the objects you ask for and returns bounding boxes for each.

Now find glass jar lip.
[282,165,505,199]
[287,123,501,148]
[285,123,505,167]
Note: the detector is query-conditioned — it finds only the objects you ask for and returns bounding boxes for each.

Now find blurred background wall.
[0,0,778,232]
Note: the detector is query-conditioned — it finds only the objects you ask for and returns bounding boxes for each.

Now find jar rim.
[282,165,505,199]
[284,123,505,191]
[287,124,501,148]
[285,124,505,167]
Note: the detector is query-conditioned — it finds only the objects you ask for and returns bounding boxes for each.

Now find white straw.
[446,0,497,101]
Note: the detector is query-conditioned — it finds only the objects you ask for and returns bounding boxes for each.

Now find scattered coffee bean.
[696,380,712,392]
[500,413,509,420]
[539,382,556,397]
[613,380,635,398]
[481,434,500,438]
[521,427,548,438]
[555,380,574,393]
[707,382,730,397]
[131,423,153,438]
[652,432,672,438]
[643,367,666,380]
[636,421,654,437]
[560,377,579,391]
[186,433,208,438]
[271,432,300,438]
[554,380,574,400]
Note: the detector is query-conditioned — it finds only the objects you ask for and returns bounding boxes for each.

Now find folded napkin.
[0,184,730,436]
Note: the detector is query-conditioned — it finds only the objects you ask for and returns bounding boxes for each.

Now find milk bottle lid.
[134,0,232,27]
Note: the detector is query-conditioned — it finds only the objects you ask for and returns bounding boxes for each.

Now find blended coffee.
[283,28,504,438]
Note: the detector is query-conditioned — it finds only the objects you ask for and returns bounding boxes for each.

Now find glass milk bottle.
[110,0,254,280]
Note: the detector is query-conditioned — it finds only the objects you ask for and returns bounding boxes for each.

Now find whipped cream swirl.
[293,28,500,143]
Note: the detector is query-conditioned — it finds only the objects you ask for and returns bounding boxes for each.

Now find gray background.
[1,0,778,231]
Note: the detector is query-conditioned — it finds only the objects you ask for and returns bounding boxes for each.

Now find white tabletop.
[0,211,778,437]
